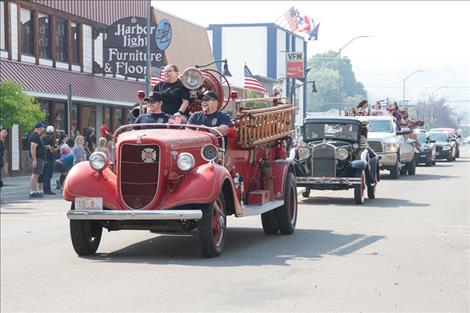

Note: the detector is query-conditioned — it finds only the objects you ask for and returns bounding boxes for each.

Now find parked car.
[429,128,461,158]
[428,131,457,162]
[357,116,415,179]
[414,130,436,166]
[295,117,380,205]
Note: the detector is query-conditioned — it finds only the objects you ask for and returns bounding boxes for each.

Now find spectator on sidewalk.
[55,132,71,190]
[43,126,57,195]
[58,132,72,157]
[29,122,46,197]
[54,153,73,192]
[84,127,96,158]
[72,135,86,165]
[0,128,8,198]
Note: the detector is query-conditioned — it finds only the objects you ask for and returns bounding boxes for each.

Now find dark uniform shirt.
[188,111,232,128]
[29,132,46,159]
[135,113,170,129]
[153,80,190,115]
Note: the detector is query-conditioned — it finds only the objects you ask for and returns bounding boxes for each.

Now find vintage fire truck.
[64,67,299,258]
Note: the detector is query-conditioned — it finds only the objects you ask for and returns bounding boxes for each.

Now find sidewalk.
[0,173,63,207]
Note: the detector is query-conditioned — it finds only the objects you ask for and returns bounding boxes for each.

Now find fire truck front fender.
[63,162,119,209]
[161,163,242,214]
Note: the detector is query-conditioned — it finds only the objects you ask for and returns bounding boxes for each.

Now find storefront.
[0,0,215,175]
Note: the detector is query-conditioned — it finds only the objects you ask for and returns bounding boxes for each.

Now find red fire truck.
[64,67,299,258]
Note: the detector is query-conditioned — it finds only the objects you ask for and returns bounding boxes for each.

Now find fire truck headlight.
[89,152,108,172]
[177,153,195,171]
[201,144,218,162]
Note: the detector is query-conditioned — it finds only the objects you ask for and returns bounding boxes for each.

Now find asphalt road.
[1,148,469,313]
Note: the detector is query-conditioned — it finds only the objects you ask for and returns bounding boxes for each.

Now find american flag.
[283,7,299,32]
[151,67,166,87]
[244,65,267,94]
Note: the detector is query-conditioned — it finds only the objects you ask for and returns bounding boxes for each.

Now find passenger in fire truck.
[153,64,190,119]
[135,91,170,129]
[187,90,232,136]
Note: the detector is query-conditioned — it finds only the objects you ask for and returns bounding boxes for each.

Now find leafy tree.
[415,97,459,129]
[0,80,45,130]
[305,50,367,113]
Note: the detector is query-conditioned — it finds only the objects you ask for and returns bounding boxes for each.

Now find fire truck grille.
[368,140,383,153]
[120,144,160,209]
[311,144,336,177]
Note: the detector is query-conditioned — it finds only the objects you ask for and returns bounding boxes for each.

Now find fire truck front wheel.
[70,220,103,256]
[276,172,298,235]
[198,192,227,258]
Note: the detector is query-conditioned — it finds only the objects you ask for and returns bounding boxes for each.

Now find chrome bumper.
[296,177,362,185]
[67,209,203,221]
[377,152,398,166]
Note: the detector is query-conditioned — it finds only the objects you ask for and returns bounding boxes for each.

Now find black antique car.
[414,130,436,166]
[295,117,380,205]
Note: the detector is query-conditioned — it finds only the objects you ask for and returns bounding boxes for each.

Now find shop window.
[93,29,103,73]
[71,22,80,64]
[112,108,125,131]
[38,13,51,59]
[55,18,67,62]
[0,0,6,51]
[20,8,34,55]
[103,107,111,130]
[52,102,66,133]
[79,104,96,135]
[70,103,78,134]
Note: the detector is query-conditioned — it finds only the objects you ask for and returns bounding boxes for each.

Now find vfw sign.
[103,16,165,79]
[286,51,304,79]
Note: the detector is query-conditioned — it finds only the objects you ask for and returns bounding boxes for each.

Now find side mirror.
[396,127,411,135]
[457,134,462,139]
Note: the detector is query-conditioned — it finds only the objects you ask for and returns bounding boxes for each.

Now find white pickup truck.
[358,116,416,179]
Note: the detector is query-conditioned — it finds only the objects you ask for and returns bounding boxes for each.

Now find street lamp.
[291,81,317,120]
[195,59,232,77]
[402,69,423,105]
[338,35,370,116]
[430,86,446,122]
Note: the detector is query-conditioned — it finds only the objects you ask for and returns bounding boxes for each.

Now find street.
[1,149,469,313]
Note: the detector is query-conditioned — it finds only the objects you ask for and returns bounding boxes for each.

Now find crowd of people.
[27,124,115,198]
[345,99,424,130]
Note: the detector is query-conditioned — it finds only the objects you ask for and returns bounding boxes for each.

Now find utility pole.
[402,69,423,106]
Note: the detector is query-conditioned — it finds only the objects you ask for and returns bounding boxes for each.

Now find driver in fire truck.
[134,91,170,128]
[187,90,232,135]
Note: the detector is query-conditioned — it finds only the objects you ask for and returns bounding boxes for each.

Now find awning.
[0,59,145,106]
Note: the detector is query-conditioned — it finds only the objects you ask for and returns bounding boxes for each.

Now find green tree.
[0,80,45,130]
[305,50,367,113]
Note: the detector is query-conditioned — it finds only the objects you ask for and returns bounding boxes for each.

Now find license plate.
[421,154,426,157]
[75,197,103,210]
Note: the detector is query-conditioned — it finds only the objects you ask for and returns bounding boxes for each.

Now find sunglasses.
[202,97,216,102]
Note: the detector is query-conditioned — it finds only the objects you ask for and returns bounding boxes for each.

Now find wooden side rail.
[235,105,296,148]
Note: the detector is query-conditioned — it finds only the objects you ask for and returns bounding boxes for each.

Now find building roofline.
[208,23,306,41]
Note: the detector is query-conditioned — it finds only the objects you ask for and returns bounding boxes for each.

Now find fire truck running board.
[242,200,284,217]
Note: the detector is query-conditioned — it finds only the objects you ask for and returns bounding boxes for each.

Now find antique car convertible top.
[64,66,299,258]
[294,117,380,204]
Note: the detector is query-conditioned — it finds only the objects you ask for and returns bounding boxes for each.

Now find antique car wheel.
[302,187,311,198]
[367,169,377,200]
[354,170,365,205]
[407,156,416,175]
[276,172,297,235]
[261,210,279,235]
[198,192,227,258]
[70,219,103,256]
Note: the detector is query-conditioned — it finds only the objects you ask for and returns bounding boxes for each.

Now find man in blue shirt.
[135,92,170,128]
[187,91,231,135]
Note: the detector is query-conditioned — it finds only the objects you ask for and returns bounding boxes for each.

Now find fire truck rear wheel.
[276,172,297,235]
[70,219,103,256]
[261,210,279,235]
[198,192,227,258]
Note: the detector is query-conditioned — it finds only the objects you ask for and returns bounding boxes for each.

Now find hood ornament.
[136,134,147,144]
